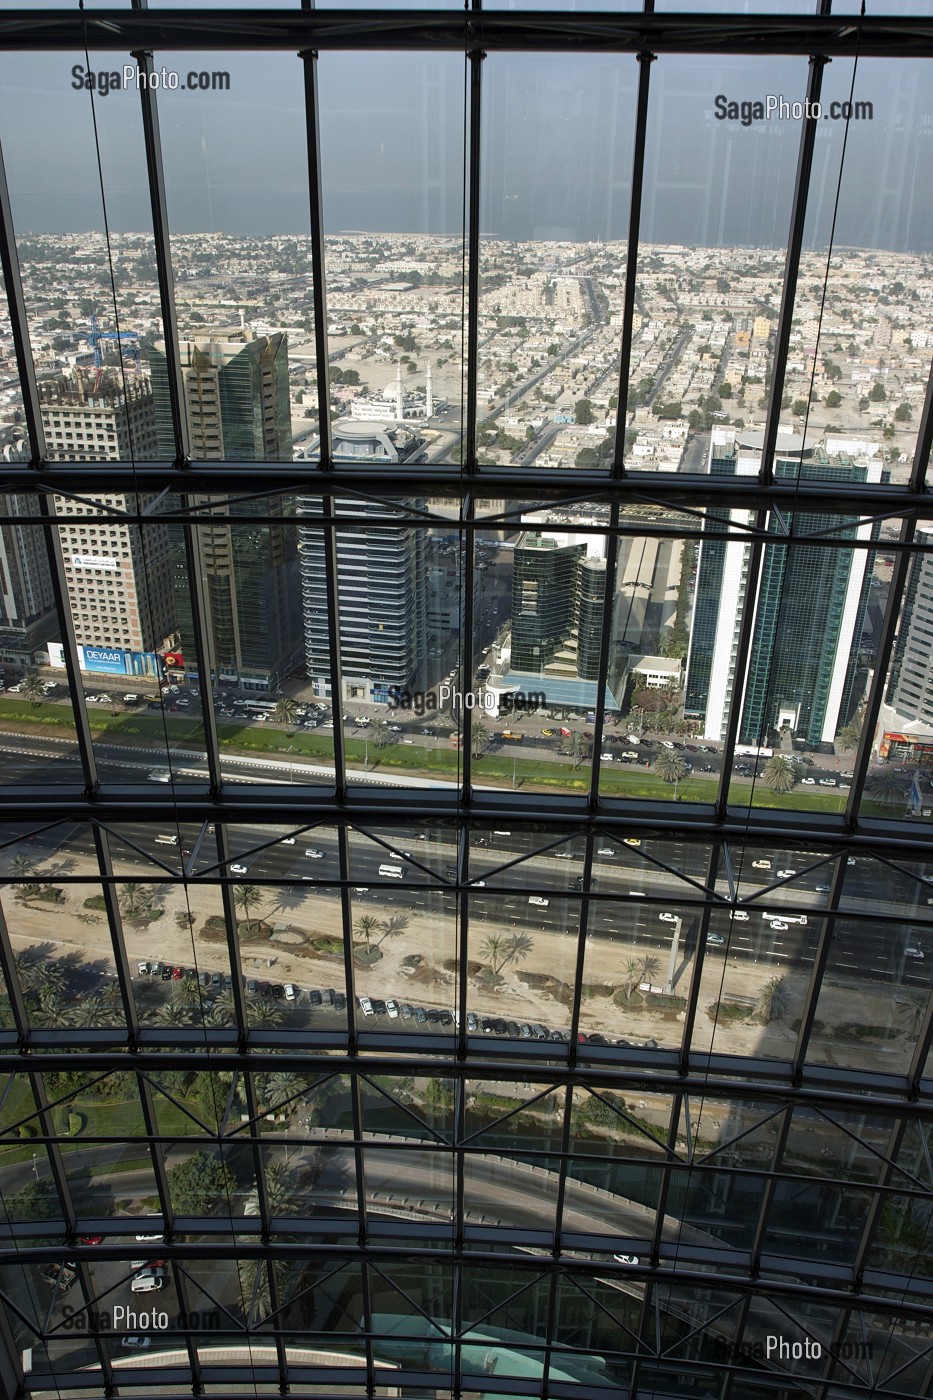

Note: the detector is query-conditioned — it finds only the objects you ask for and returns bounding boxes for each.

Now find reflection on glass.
[319,53,466,466]
[479,55,636,469]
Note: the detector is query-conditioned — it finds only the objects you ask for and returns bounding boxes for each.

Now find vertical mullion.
[41,501,100,794]
[678,841,721,1072]
[93,826,139,1044]
[461,506,475,794]
[301,47,333,469]
[181,517,224,795]
[612,52,654,479]
[322,507,348,796]
[0,899,33,1044]
[587,513,620,807]
[134,44,190,465]
[213,823,249,1048]
[759,55,826,490]
[908,340,933,493]
[464,45,483,474]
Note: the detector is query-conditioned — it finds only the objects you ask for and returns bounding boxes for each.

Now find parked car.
[357,996,374,1017]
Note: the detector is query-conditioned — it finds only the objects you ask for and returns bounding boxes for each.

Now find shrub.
[83,895,108,910]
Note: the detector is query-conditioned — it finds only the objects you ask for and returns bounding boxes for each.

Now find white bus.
[762,911,807,926]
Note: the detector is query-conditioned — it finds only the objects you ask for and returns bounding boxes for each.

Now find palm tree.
[353,915,380,954]
[471,718,493,759]
[260,1159,306,1216]
[504,931,534,968]
[570,731,592,770]
[118,885,153,920]
[248,999,286,1029]
[261,1071,307,1114]
[10,854,37,890]
[762,755,798,795]
[370,721,395,751]
[837,724,861,753]
[30,986,72,1029]
[233,884,265,925]
[656,747,687,799]
[639,954,661,985]
[756,976,789,1023]
[624,957,642,995]
[273,697,298,734]
[19,671,45,707]
[868,770,908,811]
[480,933,508,975]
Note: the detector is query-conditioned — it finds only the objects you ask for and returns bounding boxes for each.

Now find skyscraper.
[885,525,933,729]
[39,371,176,655]
[685,427,882,747]
[151,329,300,690]
[0,494,57,667]
[298,419,426,701]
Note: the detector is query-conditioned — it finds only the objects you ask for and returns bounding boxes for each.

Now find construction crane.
[87,314,141,370]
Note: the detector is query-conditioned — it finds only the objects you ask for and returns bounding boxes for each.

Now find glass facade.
[0,5,933,1399]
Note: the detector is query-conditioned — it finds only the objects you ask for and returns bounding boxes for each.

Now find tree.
[869,381,887,402]
[575,446,599,469]
[11,854,37,890]
[378,914,409,947]
[868,770,907,810]
[118,884,154,920]
[233,884,264,925]
[505,931,534,968]
[895,402,913,422]
[570,731,592,770]
[20,672,45,707]
[574,398,594,425]
[656,748,687,786]
[471,718,493,759]
[480,934,509,976]
[168,1149,237,1215]
[756,976,789,1023]
[273,697,298,733]
[825,390,842,409]
[639,954,661,985]
[824,361,843,382]
[719,381,733,399]
[762,755,798,795]
[792,399,808,416]
[370,720,394,750]
[836,724,861,753]
[353,915,380,953]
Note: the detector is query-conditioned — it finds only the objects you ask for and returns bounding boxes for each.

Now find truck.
[499,731,524,742]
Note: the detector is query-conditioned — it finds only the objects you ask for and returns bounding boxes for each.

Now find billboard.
[46,644,163,677]
[71,554,119,571]
[879,731,933,761]
[163,651,185,669]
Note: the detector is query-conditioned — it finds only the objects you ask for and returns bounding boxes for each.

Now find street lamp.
[31,1153,38,1180]
[664,915,683,995]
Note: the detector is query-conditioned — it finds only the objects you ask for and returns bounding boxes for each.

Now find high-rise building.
[685,427,882,746]
[151,330,300,690]
[298,420,426,702]
[0,494,57,666]
[39,371,176,654]
[886,525,933,728]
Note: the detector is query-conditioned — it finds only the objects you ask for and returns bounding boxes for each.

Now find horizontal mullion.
[1,11,932,59]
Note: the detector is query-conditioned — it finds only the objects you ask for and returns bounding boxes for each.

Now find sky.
[0,41,930,253]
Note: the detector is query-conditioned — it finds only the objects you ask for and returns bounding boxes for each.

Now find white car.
[528,896,550,907]
[659,912,677,923]
[801,777,816,784]
[304,848,325,859]
[284,984,297,1000]
[471,880,486,887]
[385,999,400,1018]
[904,947,925,960]
[751,859,771,870]
[614,1254,640,1265]
[777,869,796,878]
[597,847,616,856]
[730,910,750,921]
[230,863,249,875]
[600,752,613,761]
[358,995,375,1016]
[281,837,296,845]
[769,920,789,931]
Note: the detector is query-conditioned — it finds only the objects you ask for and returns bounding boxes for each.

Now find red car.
[171,966,184,980]
[78,1235,103,1246]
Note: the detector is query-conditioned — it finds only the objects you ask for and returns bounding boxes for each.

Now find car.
[270,984,285,999]
[230,863,249,875]
[621,751,639,760]
[438,1010,454,1026]
[777,869,796,878]
[801,776,816,784]
[471,879,486,888]
[137,961,149,976]
[769,920,789,931]
[415,1007,428,1024]
[467,1012,479,1032]
[623,837,641,847]
[78,1234,104,1245]
[550,1028,569,1042]
[541,728,555,737]
[258,982,271,996]
[284,984,297,1001]
[246,979,259,996]
[600,752,613,761]
[372,999,387,1015]
[597,847,616,856]
[905,947,925,960]
[304,848,326,859]
[309,989,323,1007]
[121,1336,152,1350]
[334,993,347,1011]
[528,895,550,907]
[358,995,374,1016]
[614,1254,640,1265]
[172,966,186,980]
[588,1032,609,1045]
[426,1008,440,1023]
[659,912,677,923]
[819,778,837,787]
[706,933,726,946]
[751,859,772,870]
[281,836,296,845]
[532,1024,548,1040]
[385,999,400,1018]
[815,883,831,893]
[661,741,675,749]
[730,910,750,921]
[519,1023,532,1038]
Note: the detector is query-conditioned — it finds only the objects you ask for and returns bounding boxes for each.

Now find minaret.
[425,361,433,418]
[396,360,404,420]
